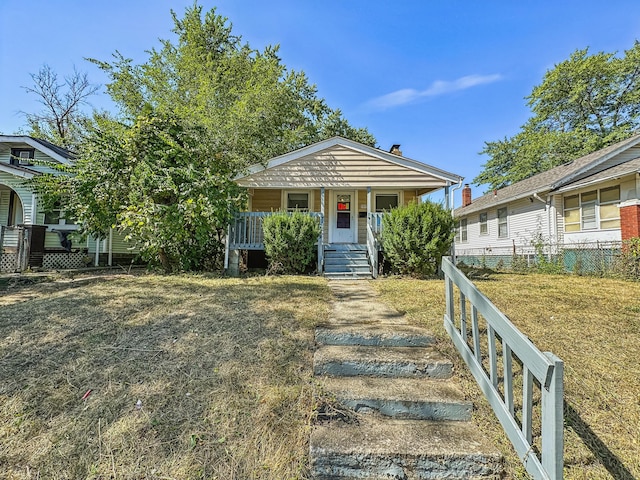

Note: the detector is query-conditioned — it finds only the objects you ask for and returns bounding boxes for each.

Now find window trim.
[459,218,468,243]
[563,185,621,233]
[375,193,399,212]
[497,207,508,238]
[10,148,35,166]
[284,190,311,212]
[479,212,488,235]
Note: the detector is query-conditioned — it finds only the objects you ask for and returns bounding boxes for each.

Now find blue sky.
[2,1,640,205]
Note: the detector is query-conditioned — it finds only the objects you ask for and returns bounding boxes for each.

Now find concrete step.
[324,272,372,280]
[318,376,472,421]
[316,324,435,347]
[324,256,369,266]
[324,251,368,259]
[325,244,367,252]
[310,417,503,479]
[314,345,453,379]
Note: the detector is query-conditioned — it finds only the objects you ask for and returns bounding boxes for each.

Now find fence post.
[541,353,564,479]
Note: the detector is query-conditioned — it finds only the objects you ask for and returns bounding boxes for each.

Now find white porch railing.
[365,212,386,278]
[442,256,564,480]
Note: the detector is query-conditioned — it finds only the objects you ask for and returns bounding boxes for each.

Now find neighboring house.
[227,136,463,277]
[454,134,640,267]
[0,135,134,272]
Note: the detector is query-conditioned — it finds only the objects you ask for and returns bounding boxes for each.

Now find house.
[0,135,135,272]
[227,136,463,277]
[454,134,640,268]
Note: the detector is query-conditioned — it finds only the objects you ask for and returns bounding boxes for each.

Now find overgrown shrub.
[380,200,455,277]
[262,211,321,274]
[613,237,640,280]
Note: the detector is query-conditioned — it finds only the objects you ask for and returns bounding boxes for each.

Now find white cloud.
[367,74,503,110]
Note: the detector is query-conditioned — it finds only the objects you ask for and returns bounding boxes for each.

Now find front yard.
[374,273,640,480]
[0,274,330,479]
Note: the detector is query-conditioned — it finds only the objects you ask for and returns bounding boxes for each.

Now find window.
[43,200,76,225]
[479,212,488,235]
[375,194,398,212]
[599,186,620,229]
[497,208,508,238]
[459,218,468,242]
[10,148,35,166]
[563,186,620,232]
[286,192,309,211]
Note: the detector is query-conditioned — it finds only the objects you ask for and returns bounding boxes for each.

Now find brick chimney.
[620,199,640,241]
[462,184,472,207]
[389,144,402,156]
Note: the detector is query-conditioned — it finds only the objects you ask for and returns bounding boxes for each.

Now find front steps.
[324,244,371,279]
[310,281,502,479]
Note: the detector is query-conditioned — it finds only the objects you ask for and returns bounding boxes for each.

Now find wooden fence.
[442,256,564,480]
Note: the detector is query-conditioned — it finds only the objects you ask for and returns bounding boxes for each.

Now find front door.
[331,191,356,243]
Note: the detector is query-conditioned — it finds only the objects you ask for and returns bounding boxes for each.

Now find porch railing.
[442,256,564,480]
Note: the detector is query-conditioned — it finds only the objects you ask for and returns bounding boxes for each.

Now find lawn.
[0,273,330,480]
[374,273,640,480]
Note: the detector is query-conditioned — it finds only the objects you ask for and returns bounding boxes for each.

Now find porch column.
[366,187,372,219]
[444,185,451,211]
[318,187,325,272]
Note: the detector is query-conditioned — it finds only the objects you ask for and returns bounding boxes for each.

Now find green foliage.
[531,233,564,274]
[380,201,455,277]
[30,4,374,272]
[476,42,640,190]
[262,212,322,274]
[614,237,640,280]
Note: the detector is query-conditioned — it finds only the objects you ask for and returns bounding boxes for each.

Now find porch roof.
[0,162,40,179]
[235,137,462,191]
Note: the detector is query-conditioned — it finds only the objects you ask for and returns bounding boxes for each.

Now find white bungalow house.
[227,136,463,277]
[0,135,135,272]
[454,134,640,269]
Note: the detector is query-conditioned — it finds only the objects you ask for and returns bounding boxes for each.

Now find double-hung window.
[375,194,398,212]
[459,218,468,242]
[479,212,488,235]
[563,185,620,232]
[497,207,508,238]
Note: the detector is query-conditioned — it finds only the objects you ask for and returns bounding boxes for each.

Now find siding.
[251,189,282,211]
[237,145,449,189]
[0,172,33,223]
[456,197,546,252]
[403,190,417,205]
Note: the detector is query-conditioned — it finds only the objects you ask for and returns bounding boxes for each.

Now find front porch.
[225,210,386,277]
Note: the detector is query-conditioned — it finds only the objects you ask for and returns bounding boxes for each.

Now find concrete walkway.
[310,280,502,480]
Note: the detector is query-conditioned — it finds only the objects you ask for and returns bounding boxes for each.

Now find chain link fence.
[455,240,639,278]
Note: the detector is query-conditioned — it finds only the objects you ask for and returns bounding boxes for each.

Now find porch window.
[497,207,508,238]
[10,148,35,166]
[375,194,398,212]
[286,192,309,211]
[479,212,488,235]
[563,185,620,232]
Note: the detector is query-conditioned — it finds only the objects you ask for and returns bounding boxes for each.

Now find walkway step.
[314,345,453,379]
[324,272,372,280]
[316,324,435,347]
[319,376,472,421]
[310,417,503,479]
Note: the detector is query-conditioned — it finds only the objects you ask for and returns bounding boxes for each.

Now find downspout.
[450,178,464,211]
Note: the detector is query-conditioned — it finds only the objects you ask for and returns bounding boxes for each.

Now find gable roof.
[235,136,463,190]
[455,133,640,216]
[0,135,75,164]
[556,156,640,192]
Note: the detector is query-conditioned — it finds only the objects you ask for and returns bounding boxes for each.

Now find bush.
[380,200,455,277]
[262,211,322,274]
[614,237,640,280]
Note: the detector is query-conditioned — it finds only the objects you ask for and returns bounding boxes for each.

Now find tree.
[22,64,99,151]
[32,5,374,272]
[475,43,640,190]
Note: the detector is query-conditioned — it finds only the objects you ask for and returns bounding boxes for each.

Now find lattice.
[0,253,19,272]
[42,252,87,270]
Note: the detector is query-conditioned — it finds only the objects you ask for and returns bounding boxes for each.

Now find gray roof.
[455,133,640,216]
[0,135,76,163]
[31,137,76,160]
[556,156,640,192]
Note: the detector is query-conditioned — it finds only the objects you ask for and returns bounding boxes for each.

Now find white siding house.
[454,134,640,266]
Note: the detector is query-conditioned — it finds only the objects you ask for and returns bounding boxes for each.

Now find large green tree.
[475,42,640,190]
[34,5,374,271]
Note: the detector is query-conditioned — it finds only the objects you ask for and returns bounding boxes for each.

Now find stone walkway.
[309,280,502,480]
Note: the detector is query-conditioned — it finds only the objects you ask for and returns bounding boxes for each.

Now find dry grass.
[0,273,330,479]
[373,273,640,480]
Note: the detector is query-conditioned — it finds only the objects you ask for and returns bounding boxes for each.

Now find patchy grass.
[0,273,330,479]
[374,274,640,480]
